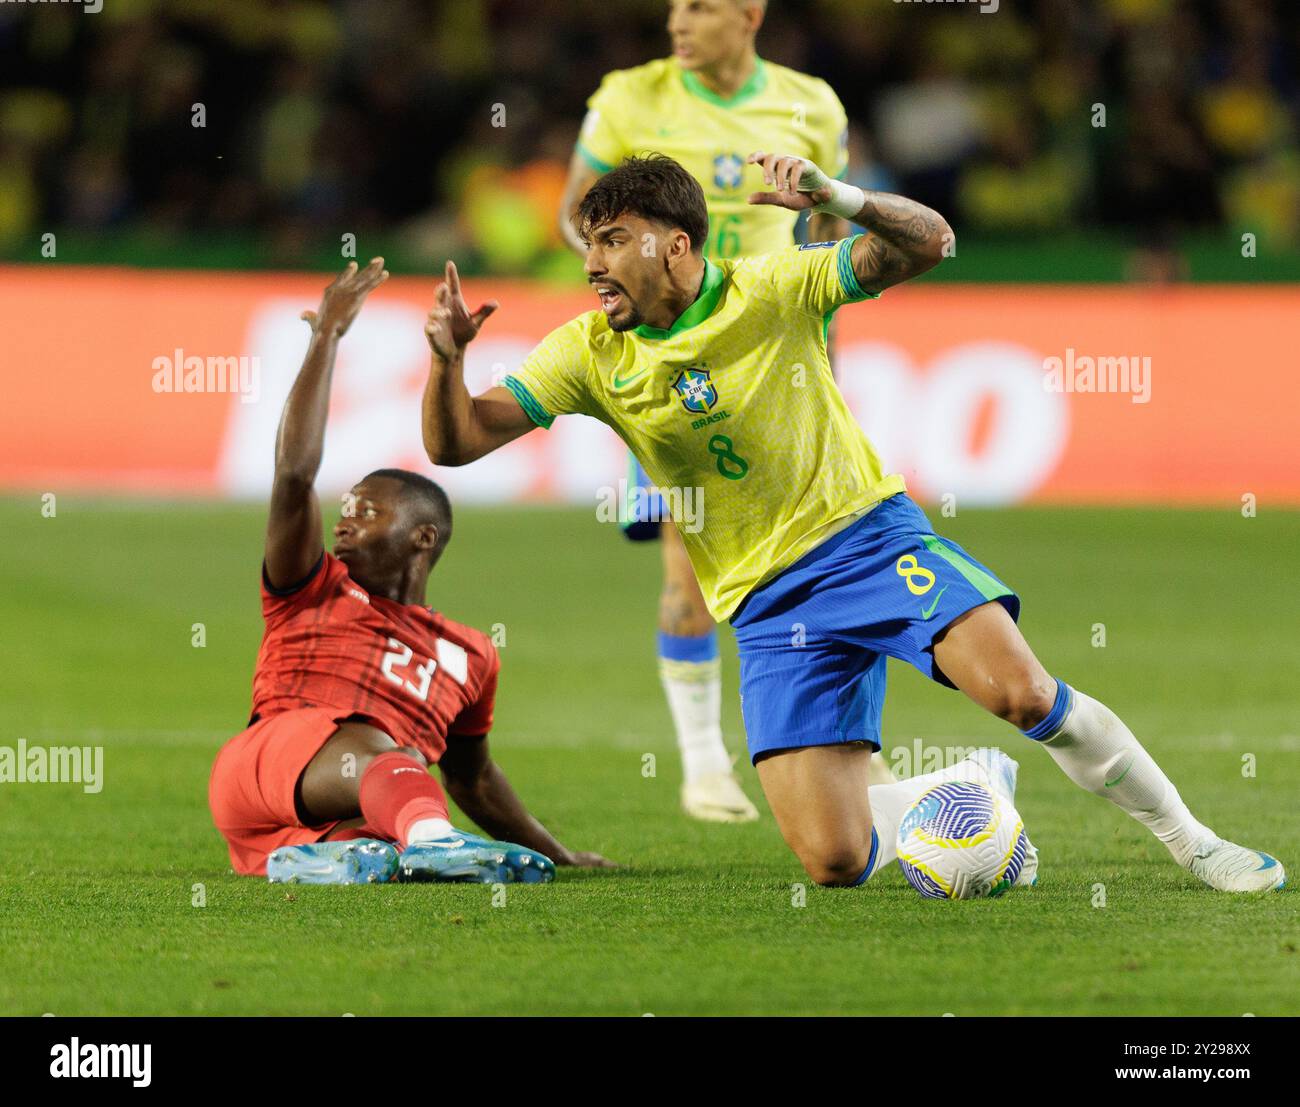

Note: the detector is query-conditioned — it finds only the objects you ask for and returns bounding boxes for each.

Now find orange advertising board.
[1,265,1296,505]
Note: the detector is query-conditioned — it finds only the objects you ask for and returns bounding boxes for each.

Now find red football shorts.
[209,707,376,876]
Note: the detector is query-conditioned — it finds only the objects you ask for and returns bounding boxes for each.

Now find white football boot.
[868,750,898,786]
[1187,838,1285,892]
[959,747,1039,888]
[682,770,760,823]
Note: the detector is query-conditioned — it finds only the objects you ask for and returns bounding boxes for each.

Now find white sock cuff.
[405,817,454,844]
[658,655,721,683]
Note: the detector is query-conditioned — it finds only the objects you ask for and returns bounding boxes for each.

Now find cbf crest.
[671,367,718,414]
[712,153,744,190]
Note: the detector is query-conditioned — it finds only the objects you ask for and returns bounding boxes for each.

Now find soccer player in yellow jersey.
[421,153,1283,893]
[558,0,857,823]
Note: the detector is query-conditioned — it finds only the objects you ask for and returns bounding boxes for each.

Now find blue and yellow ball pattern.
[896,780,1027,899]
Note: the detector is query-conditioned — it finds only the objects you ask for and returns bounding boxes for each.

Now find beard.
[606,295,643,332]
[592,277,643,332]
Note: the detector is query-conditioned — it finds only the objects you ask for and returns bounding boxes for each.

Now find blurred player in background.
[559,0,889,823]
[208,259,612,884]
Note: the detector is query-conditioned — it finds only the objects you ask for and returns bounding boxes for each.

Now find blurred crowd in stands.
[1,0,1297,277]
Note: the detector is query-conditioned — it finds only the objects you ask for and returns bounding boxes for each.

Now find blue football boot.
[266,839,399,884]
[397,830,555,884]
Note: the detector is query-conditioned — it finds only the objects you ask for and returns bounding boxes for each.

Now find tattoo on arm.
[858,195,939,247]
[659,580,694,636]
[850,192,951,292]
[862,235,909,285]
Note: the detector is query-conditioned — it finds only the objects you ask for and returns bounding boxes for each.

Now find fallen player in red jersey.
[208,258,614,883]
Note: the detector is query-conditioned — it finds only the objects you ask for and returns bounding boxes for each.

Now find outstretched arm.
[747,152,952,294]
[265,258,388,589]
[439,733,615,868]
[422,260,536,466]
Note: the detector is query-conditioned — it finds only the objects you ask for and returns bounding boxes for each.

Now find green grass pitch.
[1,497,1296,1015]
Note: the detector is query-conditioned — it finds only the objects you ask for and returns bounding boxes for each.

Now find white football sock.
[1037,685,1213,866]
[866,758,987,875]
[405,817,455,845]
[659,654,732,784]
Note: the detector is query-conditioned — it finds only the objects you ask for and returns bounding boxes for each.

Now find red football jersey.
[250,553,499,763]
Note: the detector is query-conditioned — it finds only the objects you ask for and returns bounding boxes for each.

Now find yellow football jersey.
[577,56,849,259]
[504,238,907,621]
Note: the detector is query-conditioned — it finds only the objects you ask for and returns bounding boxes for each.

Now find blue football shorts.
[729,493,1020,762]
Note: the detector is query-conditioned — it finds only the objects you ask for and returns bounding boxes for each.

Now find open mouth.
[593,284,624,315]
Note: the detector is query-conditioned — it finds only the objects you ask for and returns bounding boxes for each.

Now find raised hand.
[425,260,499,359]
[301,257,389,338]
[745,152,834,211]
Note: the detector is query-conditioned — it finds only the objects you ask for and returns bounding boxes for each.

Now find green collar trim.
[679,56,767,109]
[633,259,724,340]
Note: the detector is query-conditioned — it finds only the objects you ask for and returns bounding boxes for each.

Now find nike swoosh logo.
[612,367,650,389]
[920,586,948,620]
[1104,755,1135,788]
[423,838,468,849]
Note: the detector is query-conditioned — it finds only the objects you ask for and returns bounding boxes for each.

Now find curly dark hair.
[574,154,710,254]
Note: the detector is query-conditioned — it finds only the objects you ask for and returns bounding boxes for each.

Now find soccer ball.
[896,780,1027,899]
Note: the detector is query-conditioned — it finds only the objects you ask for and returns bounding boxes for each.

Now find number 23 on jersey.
[380,636,469,702]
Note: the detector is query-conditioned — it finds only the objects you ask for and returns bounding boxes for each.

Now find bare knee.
[793,834,875,888]
[298,721,414,823]
[989,672,1058,731]
[756,745,879,887]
